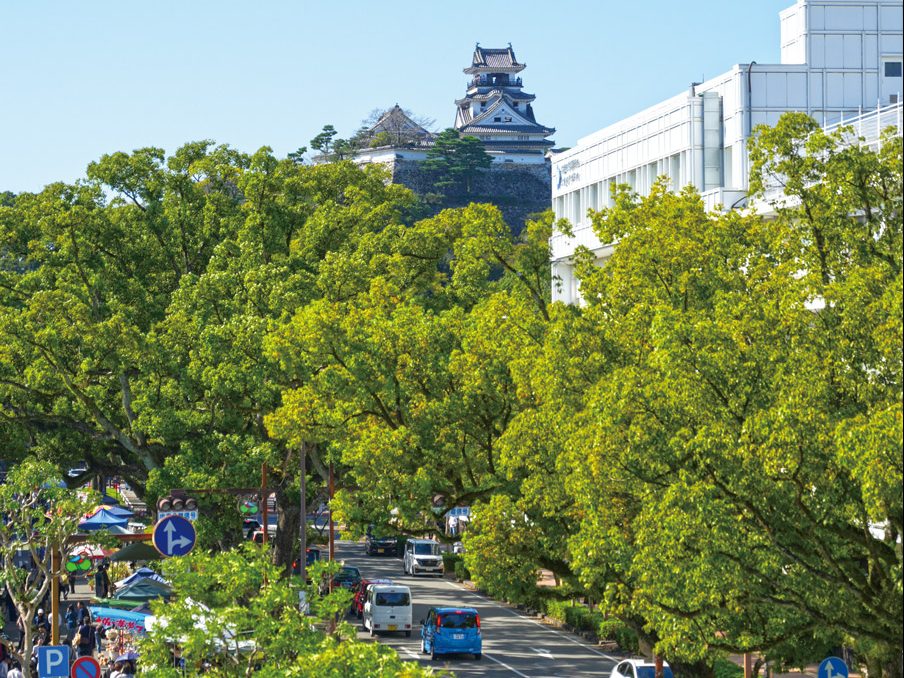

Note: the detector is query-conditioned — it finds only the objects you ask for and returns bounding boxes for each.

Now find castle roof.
[369,104,431,136]
[464,44,526,74]
[458,98,554,136]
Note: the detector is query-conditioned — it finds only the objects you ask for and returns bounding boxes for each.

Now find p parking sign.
[36,645,69,677]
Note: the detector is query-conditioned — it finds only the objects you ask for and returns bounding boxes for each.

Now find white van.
[363,584,412,637]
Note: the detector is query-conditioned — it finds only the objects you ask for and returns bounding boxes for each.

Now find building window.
[885,61,902,77]
[493,117,502,122]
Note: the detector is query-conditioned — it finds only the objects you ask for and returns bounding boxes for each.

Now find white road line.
[440,580,620,662]
[483,653,533,678]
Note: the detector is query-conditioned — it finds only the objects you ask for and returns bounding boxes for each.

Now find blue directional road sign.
[153,514,197,557]
[818,657,849,678]
[37,645,69,677]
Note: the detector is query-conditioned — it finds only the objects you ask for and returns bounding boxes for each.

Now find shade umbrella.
[79,511,128,531]
[109,542,161,562]
[88,504,133,518]
[115,651,140,662]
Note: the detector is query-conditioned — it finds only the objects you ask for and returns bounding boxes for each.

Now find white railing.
[756,101,902,210]
[824,101,903,150]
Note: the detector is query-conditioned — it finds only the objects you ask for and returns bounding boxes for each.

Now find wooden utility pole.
[299,445,307,582]
[328,462,335,563]
[261,462,269,547]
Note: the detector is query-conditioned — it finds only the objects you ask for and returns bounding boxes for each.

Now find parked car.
[420,606,481,660]
[250,524,277,544]
[291,548,322,577]
[363,584,412,637]
[403,539,444,576]
[353,578,393,618]
[365,527,399,556]
[611,659,674,678]
[331,565,362,591]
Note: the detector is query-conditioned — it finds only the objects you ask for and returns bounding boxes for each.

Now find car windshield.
[438,612,477,629]
[414,543,440,555]
[636,668,673,678]
[336,567,360,580]
[375,591,410,606]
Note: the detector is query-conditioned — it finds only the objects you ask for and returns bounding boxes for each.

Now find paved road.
[336,540,622,678]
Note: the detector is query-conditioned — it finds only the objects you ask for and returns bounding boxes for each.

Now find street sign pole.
[50,546,60,645]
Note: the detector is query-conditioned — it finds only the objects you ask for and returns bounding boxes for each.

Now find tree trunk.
[273,484,300,575]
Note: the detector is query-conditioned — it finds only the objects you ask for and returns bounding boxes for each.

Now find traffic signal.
[157,491,198,513]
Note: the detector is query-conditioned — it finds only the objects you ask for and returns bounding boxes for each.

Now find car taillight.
[436,616,442,628]
[475,615,480,629]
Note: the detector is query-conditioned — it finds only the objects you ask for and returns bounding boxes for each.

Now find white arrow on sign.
[164,520,192,552]
[532,648,555,660]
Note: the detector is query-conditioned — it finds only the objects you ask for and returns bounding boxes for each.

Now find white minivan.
[363,584,413,637]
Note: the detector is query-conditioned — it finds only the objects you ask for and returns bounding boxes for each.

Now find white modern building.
[550,0,903,304]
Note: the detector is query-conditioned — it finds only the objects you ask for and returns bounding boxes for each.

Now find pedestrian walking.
[6,660,23,678]
[94,566,105,599]
[75,615,96,658]
[65,604,77,642]
[102,565,112,598]
[59,572,69,601]
[76,601,89,625]
[69,571,77,596]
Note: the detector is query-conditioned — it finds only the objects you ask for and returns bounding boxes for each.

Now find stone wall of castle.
[386,158,551,232]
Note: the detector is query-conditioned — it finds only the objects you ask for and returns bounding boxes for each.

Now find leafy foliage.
[139,544,437,677]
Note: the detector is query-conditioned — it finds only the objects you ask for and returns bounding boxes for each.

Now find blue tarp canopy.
[79,509,129,531]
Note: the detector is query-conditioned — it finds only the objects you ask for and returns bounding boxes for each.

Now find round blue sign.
[818,657,849,678]
[153,514,197,557]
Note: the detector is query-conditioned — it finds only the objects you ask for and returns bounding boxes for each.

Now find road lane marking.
[439,580,620,661]
[483,653,532,677]
[532,648,555,660]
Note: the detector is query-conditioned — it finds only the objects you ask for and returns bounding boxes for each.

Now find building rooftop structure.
[549,0,903,305]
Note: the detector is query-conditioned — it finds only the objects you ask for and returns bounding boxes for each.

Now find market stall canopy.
[88,606,149,636]
[88,504,133,518]
[116,567,167,589]
[109,542,161,562]
[79,510,128,531]
[114,577,172,602]
[90,598,149,610]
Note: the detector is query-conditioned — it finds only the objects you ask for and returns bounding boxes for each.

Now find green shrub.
[442,553,461,572]
[453,559,470,582]
[714,659,743,678]
[597,619,639,652]
[544,599,569,623]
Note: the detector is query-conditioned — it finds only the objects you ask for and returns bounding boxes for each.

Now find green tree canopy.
[423,129,492,195]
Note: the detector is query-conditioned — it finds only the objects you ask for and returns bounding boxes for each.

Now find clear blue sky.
[1,0,792,194]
